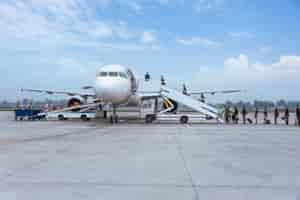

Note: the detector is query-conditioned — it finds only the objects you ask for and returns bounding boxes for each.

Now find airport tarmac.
[0,111,300,200]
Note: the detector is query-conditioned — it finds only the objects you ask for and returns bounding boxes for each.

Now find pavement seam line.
[173,126,199,200]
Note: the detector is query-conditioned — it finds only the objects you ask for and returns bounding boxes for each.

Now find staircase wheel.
[180,116,188,124]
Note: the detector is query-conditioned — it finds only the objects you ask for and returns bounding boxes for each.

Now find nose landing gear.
[110,105,119,124]
[110,115,119,123]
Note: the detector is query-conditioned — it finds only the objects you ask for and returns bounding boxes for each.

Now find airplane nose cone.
[95,78,131,104]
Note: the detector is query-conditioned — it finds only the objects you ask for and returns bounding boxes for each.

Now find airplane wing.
[136,91,161,100]
[137,89,241,99]
[189,90,241,95]
[21,88,96,99]
[41,102,102,114]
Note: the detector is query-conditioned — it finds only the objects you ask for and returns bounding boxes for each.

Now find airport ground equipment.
[43,111,96,121]
[14,109,45,121]
[141,86,223,124]
[37,102,101,121]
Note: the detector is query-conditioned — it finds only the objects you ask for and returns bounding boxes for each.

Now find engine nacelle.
[67,98,82,108]
[126,95,141,106]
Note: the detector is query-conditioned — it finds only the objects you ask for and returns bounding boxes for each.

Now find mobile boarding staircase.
[143,86,223,124]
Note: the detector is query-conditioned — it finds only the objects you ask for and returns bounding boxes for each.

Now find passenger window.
[119,72,128,79]
[109,72,118,77]
[99,72,107,77]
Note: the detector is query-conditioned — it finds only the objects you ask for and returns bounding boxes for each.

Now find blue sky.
[0,0,300,102]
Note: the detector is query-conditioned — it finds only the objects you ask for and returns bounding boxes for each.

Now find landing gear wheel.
[180,116,189,124]
[145,114,154,124]
[110,115,119,124]
[80,114,90,121]
[114,115,119,123]
[110,115,114,124]
[58,114,65,121]
[109,105,119,124]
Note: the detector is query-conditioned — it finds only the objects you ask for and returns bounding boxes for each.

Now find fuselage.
[94,65,138,105]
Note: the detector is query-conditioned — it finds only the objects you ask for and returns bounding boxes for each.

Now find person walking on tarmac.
[263,106,268,124]
[224,105,230,124]
[296,105,300,126]
[284,107,290,125]
[254,107,258,124]
[274,107,279,125]
[233,106,239,124]
[242,105,247,124]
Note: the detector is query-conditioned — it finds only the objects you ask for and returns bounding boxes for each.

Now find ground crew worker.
[296,105,300,126]
[254,107,258,124]
[231,108,235,123]
[242,106,247,124]
[224,105,230,124]
[284,107,289,125]
[274,107,279,125]
[232,106,239,124]
[264,106,268,124]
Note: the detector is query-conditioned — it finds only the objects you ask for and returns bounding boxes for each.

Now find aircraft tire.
[80,114,90,121]
[110,116,114,124]
[145,115,154,124]
[114,115,119,123]
[180,116,189,124]
[58,114,65,121]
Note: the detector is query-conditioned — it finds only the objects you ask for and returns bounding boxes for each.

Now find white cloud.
[85,24,114,38]
[224,54,300,77]
[195,0,226,13]
[141,31,157,44]
[224,54,249,71]
[0,0,157,51]
[272,55,300,70]
[54,57,103,81]
[158,0,169,6]
[189,54,300,100]
[195,54,300,87]
[176,37,220,47]
[228,32,254,38]
[125,1,142,12]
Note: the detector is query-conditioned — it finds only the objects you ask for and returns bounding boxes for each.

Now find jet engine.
[127,95,141,106]
[67,98,82,107]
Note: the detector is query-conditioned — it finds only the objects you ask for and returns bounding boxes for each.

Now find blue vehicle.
[14,109,45,121]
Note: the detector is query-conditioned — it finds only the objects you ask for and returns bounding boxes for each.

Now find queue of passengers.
[224,104,300,126]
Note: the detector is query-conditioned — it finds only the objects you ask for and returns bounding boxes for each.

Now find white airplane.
[22,64,240,123]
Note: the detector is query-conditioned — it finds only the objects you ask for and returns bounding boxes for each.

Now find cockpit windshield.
[109,72,118,77]
[119,72,128,79]
[98,72,107,77]
[98,71,128,79]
